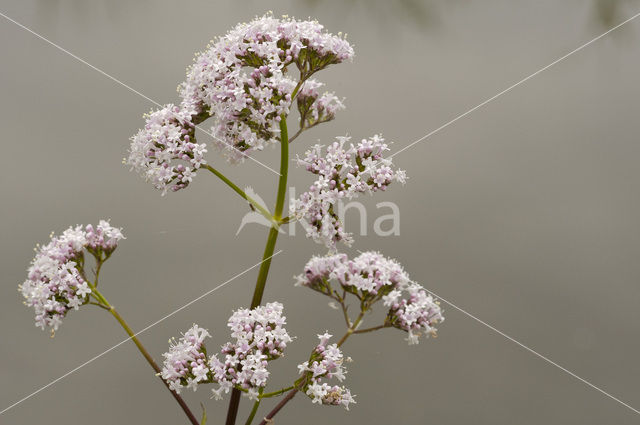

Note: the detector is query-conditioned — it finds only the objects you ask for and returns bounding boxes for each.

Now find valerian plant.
[19,14,443,425]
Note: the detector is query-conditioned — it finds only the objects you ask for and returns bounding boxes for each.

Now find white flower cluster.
[297,333,355,410]
[127,104,207,195]
[160,302,292,401]
[128,15,353,191]
[213,302,293,400]
[384,283,444,345]
[19,221,124,332]
[292,135,406,249]
[179,13,354,162]
[85,221,126,256]
[160,324,214,393]
[296,251,443,344]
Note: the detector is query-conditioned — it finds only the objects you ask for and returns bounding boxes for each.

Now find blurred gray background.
[1,1,640,424]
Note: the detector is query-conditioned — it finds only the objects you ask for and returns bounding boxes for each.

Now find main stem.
[91,288,200,425]
[225,116,290,425]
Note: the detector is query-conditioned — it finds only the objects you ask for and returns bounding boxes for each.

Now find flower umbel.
[212,301,293,401]
[160,324,215,393]
[127,104,207,195]
[297,333,355,410]
[385,282,444,345]
[19,221,124,333]
[161,302,293,401]
[179,14,353,162]
[292,135,406,249]
[297,251,444,344]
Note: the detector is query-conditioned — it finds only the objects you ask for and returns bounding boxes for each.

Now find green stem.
[250,115,289,308]
[89,286,200,425]
[202,164,278,228]
[337,311,365,347]
[353,324,390,334]
[244,399,261,425]
[261,386,295,399]
[226,115,290,425]
[94,260,103,287]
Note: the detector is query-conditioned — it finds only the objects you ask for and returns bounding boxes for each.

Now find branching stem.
[87,283,200,425]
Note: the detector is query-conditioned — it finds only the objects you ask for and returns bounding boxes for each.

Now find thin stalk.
[244,399,260,425]
[260,386,295,399]
[258,389,298,425]
[353,324,390,334]
[225,115,290,425]
[94,260,104,287]
[339,301,351,328]
[202,164,278,228]
[337,311,365,347]
[89,286,200,425]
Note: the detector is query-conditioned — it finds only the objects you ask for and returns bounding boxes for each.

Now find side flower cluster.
[291,135,406,249]
[384,283,444,345]
[297,333,355,409]
[160,302,293,401]
[19,221,124,333]
[296,251,443,344]
[213,301,293,400]
[297,79,345,130]
[127,104,207,195]
[160,324,214,393]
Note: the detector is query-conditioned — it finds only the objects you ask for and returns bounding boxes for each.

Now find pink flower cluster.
[296,251,443,344]
[297,333,355,409]
[160,325,213,393]
[127,104,207,195]
[384,283,444,345]
[128,14,354,191]
[213,301,293,400]
[179,14,353,162]
[292,135,406,249]
[19,221,124,332]
[161,302,293,401]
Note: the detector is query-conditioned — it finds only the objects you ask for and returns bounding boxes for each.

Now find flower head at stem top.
[179,13,354,163]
